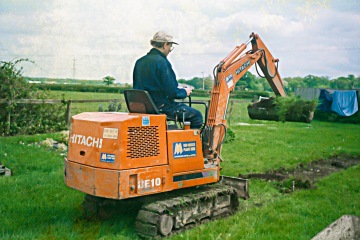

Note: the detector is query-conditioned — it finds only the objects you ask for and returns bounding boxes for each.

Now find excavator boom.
[203,33,286,160]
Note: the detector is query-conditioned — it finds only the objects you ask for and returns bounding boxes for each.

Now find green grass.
[52,91,125,115]
[222,121,360,174]
[1,92,360,239]
[173,166,360,240]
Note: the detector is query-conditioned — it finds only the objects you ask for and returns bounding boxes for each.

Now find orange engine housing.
[64,112,219,200]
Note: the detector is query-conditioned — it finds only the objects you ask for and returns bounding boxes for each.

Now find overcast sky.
[1,0,359,83]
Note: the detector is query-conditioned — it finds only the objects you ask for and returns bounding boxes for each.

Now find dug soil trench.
[239,155,360,193]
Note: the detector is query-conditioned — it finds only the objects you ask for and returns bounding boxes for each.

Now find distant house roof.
[178,83,194,90]
[28,80,41,84]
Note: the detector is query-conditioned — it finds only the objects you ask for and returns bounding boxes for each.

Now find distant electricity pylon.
[202,72,204,90]
[72,59,76,79]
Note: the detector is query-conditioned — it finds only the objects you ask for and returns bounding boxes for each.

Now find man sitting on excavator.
[133,31,203,129]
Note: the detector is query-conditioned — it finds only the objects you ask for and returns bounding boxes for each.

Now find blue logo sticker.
[100,153,115,163]
[142,116,150,126]
[173,141,196,159]
[225,74,234,88]
[225,74,233,83]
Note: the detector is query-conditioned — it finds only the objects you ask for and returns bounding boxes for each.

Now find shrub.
[314,109,360,124]
[0,59,67,136]
[98,100,122,112]
[276,97,318,122]
[224,127,236,143]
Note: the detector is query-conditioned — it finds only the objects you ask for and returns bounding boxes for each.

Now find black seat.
[124,89,160,114]
[124,90,178,129]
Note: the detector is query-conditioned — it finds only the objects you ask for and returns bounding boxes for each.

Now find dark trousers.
[160,103,203,129]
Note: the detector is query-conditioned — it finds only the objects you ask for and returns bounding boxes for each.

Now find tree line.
[179,72,360,93]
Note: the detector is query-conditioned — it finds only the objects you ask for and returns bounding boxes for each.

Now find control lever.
[182,108,186,127]
[175,110,179,124]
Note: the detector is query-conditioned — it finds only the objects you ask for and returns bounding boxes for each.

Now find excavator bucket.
[220,176,249,200]
[247,97,315,123]
[247,97,280,121]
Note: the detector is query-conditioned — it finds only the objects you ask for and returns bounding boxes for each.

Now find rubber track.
[135,184,239,238]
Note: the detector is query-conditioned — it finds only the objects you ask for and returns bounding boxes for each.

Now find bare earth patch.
[239,155,360,193]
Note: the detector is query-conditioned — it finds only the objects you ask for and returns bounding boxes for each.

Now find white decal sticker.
[103,128,118,139]
[138,178,161,189]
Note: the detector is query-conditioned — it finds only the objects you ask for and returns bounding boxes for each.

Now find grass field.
[1,91,359,239]
[54,91,126,115]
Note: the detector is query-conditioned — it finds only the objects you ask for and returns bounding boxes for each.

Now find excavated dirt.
[239,155,360,193]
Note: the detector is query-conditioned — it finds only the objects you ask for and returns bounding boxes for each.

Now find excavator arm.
[202,33,286,160]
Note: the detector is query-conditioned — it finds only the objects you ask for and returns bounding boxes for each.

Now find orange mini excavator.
[64,32,287,238]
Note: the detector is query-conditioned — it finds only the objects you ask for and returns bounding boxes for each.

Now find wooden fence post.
[227,100,234,126]
[65,100,72,126]
[6,100,11,135]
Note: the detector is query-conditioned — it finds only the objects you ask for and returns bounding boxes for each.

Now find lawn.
[0,91,359,239]
[55,91,125,116]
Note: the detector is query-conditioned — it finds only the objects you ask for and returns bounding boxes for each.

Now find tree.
[102,76,115,86]
[285,77,302,92]
[330,77,353,90]
[303,75,330,88]
[327,75,360,90]
[203,75,213,90]
[0,59,33,100]
[235,71,257,90]
[178,75,213,90]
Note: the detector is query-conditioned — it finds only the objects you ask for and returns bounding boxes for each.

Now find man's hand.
[184,87,192,96]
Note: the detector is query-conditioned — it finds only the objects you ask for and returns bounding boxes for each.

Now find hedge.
[35,84,131,93]
[35,84,271,99]
[192,89,270,99]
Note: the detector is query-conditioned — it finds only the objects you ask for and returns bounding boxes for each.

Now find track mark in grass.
[239,155,360,193]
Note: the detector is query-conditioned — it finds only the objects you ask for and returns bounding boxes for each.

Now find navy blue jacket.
[133,48,187,109]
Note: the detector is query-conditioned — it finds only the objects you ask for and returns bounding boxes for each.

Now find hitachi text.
[70,134,103,148]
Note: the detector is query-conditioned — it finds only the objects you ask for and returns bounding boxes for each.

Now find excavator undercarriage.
[135,184,239,238]
[82,177,248,238]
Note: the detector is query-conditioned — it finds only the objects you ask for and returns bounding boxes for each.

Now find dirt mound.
[239,155,360,193]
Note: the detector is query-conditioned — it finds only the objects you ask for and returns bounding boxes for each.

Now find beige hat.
[151,31,179,45]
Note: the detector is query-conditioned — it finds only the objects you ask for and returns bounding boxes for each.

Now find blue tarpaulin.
[331,90,358,116]
[318,89,333,112]
[318,89,358,116]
